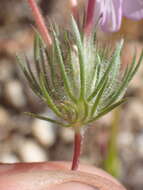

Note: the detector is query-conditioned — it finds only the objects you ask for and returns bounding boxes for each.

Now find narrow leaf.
[40,74,63,118]
[71,16,85,98]
[87,99,127,123]
[53,29,77,102]
[25,112,67,126]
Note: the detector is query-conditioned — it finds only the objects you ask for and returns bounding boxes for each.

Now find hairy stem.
[27,0,52,46]
[71,129,83,170]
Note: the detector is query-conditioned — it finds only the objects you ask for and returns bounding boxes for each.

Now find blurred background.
[0,0,143,190]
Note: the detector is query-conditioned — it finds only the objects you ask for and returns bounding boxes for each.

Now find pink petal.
[100,0,123,32]
[123,0,143,20]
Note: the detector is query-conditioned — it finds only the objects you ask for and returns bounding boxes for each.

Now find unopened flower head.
[18,17,143,130]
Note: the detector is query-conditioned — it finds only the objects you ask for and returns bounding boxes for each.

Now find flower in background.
[85,0,143,33]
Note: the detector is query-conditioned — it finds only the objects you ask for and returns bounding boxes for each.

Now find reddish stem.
[27,0,52,46]
[84,0,96,35]
[71,131,83,170]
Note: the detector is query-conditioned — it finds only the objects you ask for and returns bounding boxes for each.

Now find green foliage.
[103,108,121,178]
[17,17,143,129]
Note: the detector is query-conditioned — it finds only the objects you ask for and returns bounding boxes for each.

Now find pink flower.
[85,0,143,33]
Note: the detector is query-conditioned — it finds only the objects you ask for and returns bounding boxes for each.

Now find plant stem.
[71,129,83,170]
[84,0,96,35]
[103,108,121,177]
[27,0,52,46]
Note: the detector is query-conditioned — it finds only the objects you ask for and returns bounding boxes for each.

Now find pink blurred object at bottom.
[0,161,126,190]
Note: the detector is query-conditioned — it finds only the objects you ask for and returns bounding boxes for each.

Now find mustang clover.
[17,0,143,170]
[18,24,142,129]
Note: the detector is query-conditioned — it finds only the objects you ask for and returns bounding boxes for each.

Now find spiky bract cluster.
[18,17,143,129]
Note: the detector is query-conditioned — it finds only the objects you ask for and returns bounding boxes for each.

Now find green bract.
[17,17,143,129]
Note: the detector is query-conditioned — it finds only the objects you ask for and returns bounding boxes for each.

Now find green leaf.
[45,46,57,90]
[105,51,143,106]
[128,50,143,81]
[17,55,42,96]
[80,100,89,123]
[34,34,42,79]
[40,74,63,118]
[90,76,108,117]
[109,40,123,85]
[87,60,113,101]
[25,112,68,126]
[87,99,127,123]
[71,16,85,98]
[52,29,77,102]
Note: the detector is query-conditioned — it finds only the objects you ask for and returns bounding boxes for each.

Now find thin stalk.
[27,0,52,46]
[84,0,96,35]
[71,129,83,170]
[103,108,121,177]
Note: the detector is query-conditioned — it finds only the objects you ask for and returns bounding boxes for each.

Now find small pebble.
[17,139,48,162]
[129,166,143,188]
[4,80,26,108]
[0,107,9,126]
[118,131,135,164]
[0,153,19,163]
[32,118,56,147]
[136,134,143,158]
[118,131,134,147]
[127,100,143,126]
[60,127,74,144]
[0,60,14,82]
